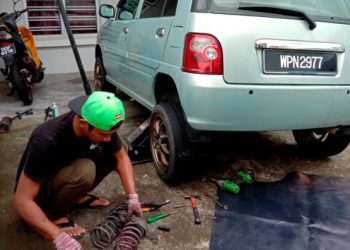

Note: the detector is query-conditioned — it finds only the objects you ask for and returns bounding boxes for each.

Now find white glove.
[126,193,142,219]
[53,232,83,250]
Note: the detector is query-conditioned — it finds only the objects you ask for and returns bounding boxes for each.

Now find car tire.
[94,57,116,92]
[292,129,350,157]
[11,58,33,106]
[150,102,192,183]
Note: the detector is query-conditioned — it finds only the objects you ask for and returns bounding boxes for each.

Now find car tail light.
[182,33,223,75]
[0,30,12,40]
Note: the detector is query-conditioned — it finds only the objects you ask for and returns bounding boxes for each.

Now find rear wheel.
[11,58,33,105]
[150,102,192,183]
[37,66,45,83]
[292,129,350,157]
[94,57,115,92]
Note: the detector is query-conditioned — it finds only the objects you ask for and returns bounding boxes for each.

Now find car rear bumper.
[179,74,350,131]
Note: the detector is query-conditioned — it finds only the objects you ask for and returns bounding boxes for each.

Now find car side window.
[140,0,178,18]
[118,0,140,20]
[163,0,178,17]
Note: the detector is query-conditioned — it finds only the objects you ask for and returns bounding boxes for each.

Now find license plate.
[263,50,337,75]
[0,43,16,57]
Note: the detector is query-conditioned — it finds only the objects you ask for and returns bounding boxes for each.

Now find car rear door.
[126,0,177,104]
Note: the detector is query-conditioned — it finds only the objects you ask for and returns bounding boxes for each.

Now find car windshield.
[192,0,350,23]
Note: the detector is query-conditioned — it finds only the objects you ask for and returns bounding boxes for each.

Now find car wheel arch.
[94,49,116,93]
[154,73,180,104]
[95,45,102,60]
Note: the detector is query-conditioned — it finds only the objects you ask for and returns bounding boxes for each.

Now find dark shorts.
[36,155,115,219]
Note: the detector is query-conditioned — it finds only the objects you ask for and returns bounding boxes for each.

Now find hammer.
[184,195,201,224]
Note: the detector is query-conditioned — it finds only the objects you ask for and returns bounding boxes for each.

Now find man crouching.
[13,91,142,249]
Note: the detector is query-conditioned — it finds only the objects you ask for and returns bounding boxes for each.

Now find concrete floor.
[1,73,350,250]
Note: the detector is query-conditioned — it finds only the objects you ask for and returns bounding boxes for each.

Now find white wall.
[0,0,117,80]
[37,45,95,74]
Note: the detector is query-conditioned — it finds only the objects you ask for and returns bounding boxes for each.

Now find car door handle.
[123,27,129,34]
[155,28,164,37]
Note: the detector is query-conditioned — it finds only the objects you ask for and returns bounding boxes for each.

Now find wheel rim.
[151,115,170,173]
[94,62,102,90]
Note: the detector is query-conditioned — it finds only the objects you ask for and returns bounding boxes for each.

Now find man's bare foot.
[76,194,110,208]
[53,217,86,237]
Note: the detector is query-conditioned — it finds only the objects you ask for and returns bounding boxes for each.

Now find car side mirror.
[99,4,115,19]
[119,10,133,20]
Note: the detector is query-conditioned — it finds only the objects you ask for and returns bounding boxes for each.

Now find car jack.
[126,118,153,165]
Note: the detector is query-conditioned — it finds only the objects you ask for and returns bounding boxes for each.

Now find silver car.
[95,0,350,182]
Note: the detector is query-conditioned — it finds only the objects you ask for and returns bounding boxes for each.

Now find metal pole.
[56,0,92,95]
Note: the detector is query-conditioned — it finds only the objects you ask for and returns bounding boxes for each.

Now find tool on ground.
[0,108,33,133]
[215,200,229,210]
[147,211,179,224]
[207,177,240,194]
[157,225,171,232]
[206,169,255,194]
[203,193,229,210]
[237,170,254,184]
[173,205,187,209]
[184,195,201,224]
[126,118,153,165]
[141,199,171,212]
[141,207,155,212]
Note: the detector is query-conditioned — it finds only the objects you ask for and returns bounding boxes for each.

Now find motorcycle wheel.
[11,58,33,105]
[38,70,44,83]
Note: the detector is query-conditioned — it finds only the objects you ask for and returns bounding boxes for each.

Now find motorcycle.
[0,1,44,105]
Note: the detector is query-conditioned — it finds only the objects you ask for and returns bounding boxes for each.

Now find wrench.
[215,200,228,210]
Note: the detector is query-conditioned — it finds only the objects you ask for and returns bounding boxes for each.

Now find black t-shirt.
[15,111,122,188]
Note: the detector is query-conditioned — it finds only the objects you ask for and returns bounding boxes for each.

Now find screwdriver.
[147,211,179,224]
[141,199,172,212]
[141,199,171,208]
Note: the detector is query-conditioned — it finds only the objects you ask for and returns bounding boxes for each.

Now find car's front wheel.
[292,129,350,157]
[94,57,116,92]
[150,102,192,183]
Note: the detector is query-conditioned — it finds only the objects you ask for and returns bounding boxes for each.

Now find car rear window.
[192,0,350,23]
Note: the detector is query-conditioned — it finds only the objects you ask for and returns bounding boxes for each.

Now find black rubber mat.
[210,173,350,250]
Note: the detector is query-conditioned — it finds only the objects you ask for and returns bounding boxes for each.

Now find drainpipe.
[56,0,92,95]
